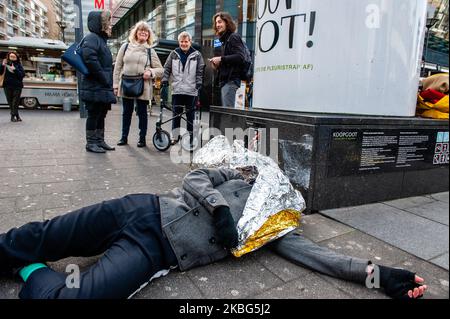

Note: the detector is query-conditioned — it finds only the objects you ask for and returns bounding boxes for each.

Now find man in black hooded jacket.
[80,10,117,153]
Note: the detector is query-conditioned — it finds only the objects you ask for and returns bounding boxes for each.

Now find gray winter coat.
[159,168,250,271]
[162,48,205,96]
[158,168,370,284]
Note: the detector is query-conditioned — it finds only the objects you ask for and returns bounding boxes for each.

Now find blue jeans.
[221,81,240,107]
[121,98,149,141]
[0,194,177,299]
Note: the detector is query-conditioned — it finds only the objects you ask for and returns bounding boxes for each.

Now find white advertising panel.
[253,0,428,116]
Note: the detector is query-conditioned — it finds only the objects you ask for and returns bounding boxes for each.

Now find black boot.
[16,115,22,122]
[11,115,17,122]
[137,137,146,148]
[117,137,128,146]
[86,130,106,153]
[96,129,115,151]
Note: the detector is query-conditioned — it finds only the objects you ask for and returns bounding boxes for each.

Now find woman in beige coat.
[113,21,163,147]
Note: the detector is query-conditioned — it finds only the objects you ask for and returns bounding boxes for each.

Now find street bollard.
[63,97,73,112]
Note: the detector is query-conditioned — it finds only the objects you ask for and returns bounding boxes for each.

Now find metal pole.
[73,0,87,118]
[423,27,430,76]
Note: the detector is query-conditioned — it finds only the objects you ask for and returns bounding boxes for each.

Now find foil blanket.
[192,136,306,256]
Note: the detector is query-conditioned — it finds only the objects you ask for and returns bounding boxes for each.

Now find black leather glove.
[378,265,422,299]
[213,206,238,249]
[160,81,169,102]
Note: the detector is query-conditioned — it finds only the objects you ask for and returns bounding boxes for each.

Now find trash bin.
[63,97,73,112]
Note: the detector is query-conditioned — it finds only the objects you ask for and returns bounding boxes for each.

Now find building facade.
[0,0,51,40]
[425,0,449,70]
[41,0,64,40]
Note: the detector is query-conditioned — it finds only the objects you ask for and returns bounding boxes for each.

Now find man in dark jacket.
[0,167,427,299]
[209,12,247,107]
[80,10,117,153]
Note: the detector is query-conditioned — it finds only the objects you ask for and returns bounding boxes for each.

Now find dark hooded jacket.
[218,30,246,87]
[80,11,116,106]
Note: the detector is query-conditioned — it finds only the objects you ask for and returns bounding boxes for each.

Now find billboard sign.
[252,0,428,116]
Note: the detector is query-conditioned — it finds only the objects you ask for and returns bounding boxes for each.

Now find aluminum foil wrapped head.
[193,135,306,257]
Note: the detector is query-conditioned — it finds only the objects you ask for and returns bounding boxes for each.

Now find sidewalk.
[0,107,448,299]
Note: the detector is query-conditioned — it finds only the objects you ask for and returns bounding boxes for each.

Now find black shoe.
[86,143,106,153]
[137,140,146,148]
[11,115,17,122]
[16,115,22,122]
[117,139,128,146]
[98,141,115,151]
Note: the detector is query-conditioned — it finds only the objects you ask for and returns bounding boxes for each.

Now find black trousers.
[121,98,149,140]
[171,94,196,138]
[0,194,178,299]
[85,103,109,131]
[3,86,22,116]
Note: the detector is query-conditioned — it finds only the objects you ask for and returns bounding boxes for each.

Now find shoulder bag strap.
[145,48,152,68]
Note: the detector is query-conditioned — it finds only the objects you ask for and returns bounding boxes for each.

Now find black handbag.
[121,44,152,98]
[121,74,144,97]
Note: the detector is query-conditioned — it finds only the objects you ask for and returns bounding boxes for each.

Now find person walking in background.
[0,52,25,122]
[209,12,246,108]
[161,31,205,145]
[80,10,117,153]
[113,21,164,148]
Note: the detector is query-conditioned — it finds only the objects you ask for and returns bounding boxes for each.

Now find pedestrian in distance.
[161,31,205,146]
[80,10,117,153]
[0,167,428,299]
[113,21,164,148]
[209,12,248,108]
[0,52,25,122]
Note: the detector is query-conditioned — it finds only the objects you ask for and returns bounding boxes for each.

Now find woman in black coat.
[80,10,117,153]
[0,52,25,122]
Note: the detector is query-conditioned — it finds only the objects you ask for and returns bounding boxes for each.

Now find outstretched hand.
[407,275,427,299]
[377,265,428,299]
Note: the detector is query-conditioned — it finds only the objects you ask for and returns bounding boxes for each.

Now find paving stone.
[406,201,449,226]
[296,213,354,243]
[250,248,311,282]
[42,180,91,195]
[16,193,72,212]
[321,203,449,260]
[187,255,284,299]
[0,210,43,233]
[315,273,389,299]
[0,184,43,198]
[430,192,449,203]
[253,273,353,299]
[0,198,16,215]
[0,279,20,299]
[429,253,449,271]
[22,159,58,167]
[383,195,437,210]
[0,175,24,187]
[133,271,204,299]
[318,231,412,267]
[69,189,122,208]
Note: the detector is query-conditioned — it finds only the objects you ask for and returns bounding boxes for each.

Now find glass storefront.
[147,0,196,41]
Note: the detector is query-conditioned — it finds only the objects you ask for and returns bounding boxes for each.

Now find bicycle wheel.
[180,132,200,152]
[152,130,171,151]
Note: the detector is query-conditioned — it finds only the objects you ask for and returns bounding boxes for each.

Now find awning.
[111,0,141,26]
